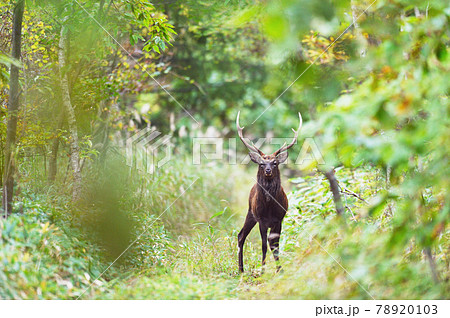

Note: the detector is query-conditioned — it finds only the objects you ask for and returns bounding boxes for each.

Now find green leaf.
[210,207,227,220]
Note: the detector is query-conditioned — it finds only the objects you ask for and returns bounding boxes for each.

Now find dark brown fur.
[236,111,302,273]
[238,154,288,273]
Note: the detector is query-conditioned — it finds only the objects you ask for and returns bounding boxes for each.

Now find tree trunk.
[2,0,24,217]
[324,168,345,216]
[58,26,82,202]
[48,111,64,184]
[424,247,440,284]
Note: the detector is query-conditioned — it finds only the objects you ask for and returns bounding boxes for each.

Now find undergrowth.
[1,160,448,299]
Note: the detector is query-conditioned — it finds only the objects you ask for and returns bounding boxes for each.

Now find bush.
[0,201,107,299]
[1,153,242,299]
[240,167,450,299]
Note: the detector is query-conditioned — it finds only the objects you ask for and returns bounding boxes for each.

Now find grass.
[1,156,449,299]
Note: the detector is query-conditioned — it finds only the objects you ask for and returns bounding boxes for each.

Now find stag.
[236,111,302,273]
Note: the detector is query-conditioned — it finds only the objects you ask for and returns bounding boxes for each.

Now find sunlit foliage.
[0,0,448,299]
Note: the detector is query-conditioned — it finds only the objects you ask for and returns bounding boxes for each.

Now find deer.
[236,111,302,273]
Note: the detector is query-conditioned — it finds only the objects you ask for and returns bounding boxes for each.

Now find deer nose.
[265,168,271,174]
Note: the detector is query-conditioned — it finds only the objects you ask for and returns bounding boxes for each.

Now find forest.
[0,0,448,300]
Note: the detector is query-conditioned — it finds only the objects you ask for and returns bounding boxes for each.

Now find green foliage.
[149,1,271,131]
[100,269,239,300]
[1,154,242,299]
[0,199,107,299]
[0,53,21,84]
[249,168,450,299]
[288,167,380,220]
[243,215,448,299]
[1,0,449,300]
[0,0,179,173]
[308,0,450,252]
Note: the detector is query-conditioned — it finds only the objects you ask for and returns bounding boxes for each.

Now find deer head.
[236,111,303,179]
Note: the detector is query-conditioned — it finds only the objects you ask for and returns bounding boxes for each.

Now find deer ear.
[276,151,288,164]
[249,152,263,164]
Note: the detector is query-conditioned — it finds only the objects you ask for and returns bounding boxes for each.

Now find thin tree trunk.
[324,168,345,216]
[42,145,47,178]
[58,26,82,202]
[0,140,3,188]
[48,111,64,184]
[424,247,440,284]
[2,0,24,217]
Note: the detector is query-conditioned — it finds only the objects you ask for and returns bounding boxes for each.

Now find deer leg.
[259,223,268,270]
[238,211,256,273]
[269,222,282,272]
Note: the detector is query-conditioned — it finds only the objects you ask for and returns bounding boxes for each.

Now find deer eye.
[273,162,277,166]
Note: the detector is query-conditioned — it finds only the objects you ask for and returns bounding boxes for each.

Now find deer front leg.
[259,223,268,270]
[238,211,256,273]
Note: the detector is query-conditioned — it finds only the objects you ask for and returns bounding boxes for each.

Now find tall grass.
[6,147,448,299]
[239,168,449,299]
[2,148,255,298]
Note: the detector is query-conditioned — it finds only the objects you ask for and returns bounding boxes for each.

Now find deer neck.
[257,170,281,203]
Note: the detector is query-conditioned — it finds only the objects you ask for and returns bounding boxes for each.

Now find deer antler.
[236,111,264,155]
[272,112,302,156]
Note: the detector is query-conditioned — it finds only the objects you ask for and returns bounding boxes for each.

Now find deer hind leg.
[268,222,282,272]
[238,211,256,273]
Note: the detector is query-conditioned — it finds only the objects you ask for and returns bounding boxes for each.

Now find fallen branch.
[339,185,368,203]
